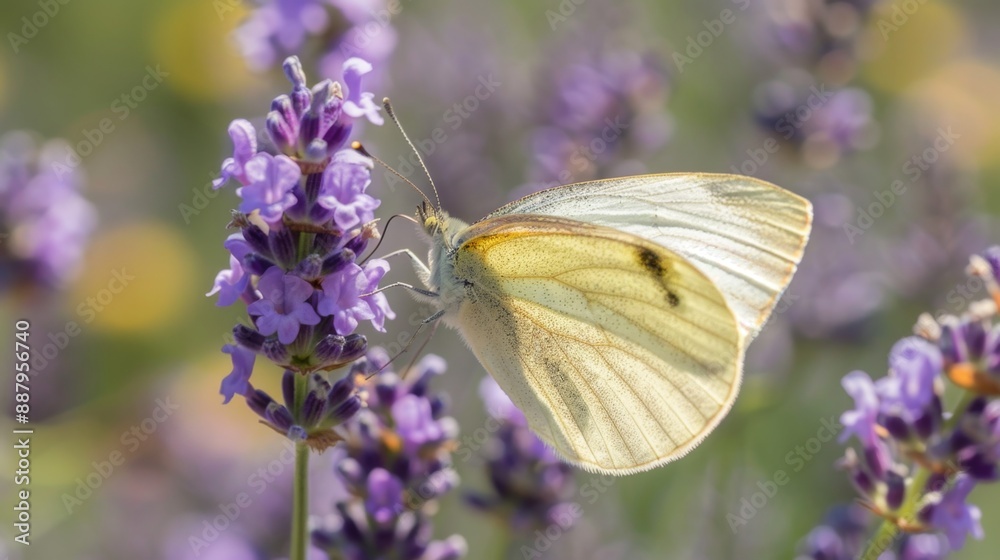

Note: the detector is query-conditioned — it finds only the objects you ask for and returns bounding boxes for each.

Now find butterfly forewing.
[451,215,743,474]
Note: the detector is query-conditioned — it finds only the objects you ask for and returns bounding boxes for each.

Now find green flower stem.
[860,390,979,559]
[297,232,315,263]
[290,372,310,560]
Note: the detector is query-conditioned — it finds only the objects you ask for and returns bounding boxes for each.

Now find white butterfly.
[401,173,812,475]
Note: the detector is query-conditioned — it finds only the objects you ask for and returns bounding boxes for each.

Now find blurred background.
[2,0,1000,558]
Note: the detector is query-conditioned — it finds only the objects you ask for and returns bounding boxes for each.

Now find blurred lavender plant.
[752,0,878,81]
[797,247,1000,558]
[311,350,467,560]
[234,0,397,88]
[465,377,577,535]
[745,0,880,166]
[795,503,952,560]
[209,55,392,443]
[0,130,97,290]
[517,41,672,197]
[751,72,876,168]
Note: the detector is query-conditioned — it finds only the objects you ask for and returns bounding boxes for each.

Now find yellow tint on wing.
[452,215,743,474]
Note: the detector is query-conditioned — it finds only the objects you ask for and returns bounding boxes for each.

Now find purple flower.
[207,255,249,307]
[311,352,465,559]
[954,399,1000,480]
[213,119,258,188]
[365,468,404,526]
[236,153,301,224]
[877,337,942,430]
[245,368,362,445]
[793,504,871,560]
[248,267,321,344]
[208,55,395,461]
[897,534,950,560]
[318,260,393,335]
[220,344,257,404]
[360,259,394,331]
[982,246,1000,282]
[341,57,384,125]
[234,0,397,91]
[392,394,446,454]
[839,371,881,447]
[318,263,375,335]
[0,131,97,287]
[233,0,333,71]
[315,149,378,232]
[479,373,526,426]
[516,38,672,196]
[928,475,984,549]
[466,377,575,532]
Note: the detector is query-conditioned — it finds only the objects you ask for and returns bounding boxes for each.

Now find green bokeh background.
[2,0,1000,558]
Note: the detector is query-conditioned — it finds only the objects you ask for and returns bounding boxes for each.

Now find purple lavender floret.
[311,351,467,560]
[464,377,577,533]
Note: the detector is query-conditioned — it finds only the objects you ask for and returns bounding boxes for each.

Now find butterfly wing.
[451,215,743,474]
[486,173,813,340]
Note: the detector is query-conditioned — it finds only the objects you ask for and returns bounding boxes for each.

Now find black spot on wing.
[637,247,664,276]
[667,290,680,308]
[635,247,681,308]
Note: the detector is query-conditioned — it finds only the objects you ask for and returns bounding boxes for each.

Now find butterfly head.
[417,200,444,237]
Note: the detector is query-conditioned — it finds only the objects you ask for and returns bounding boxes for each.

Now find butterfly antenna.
[382,98,442,210]
[352,141,433,209]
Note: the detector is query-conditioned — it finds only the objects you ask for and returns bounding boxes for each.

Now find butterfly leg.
[379,248,431,284]
[362,281,438,299]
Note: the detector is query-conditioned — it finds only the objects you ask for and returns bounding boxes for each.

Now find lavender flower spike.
[801,247,1000,556]
[207,56,391,411]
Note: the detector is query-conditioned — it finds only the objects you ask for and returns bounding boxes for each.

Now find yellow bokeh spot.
[167,351,285,460]
[70,222,196,332]
[904,60,1000,170]
[151,0,258,101]
[862,1,966,94]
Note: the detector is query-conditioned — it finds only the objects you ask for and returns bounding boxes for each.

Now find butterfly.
[401,173,812,475]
